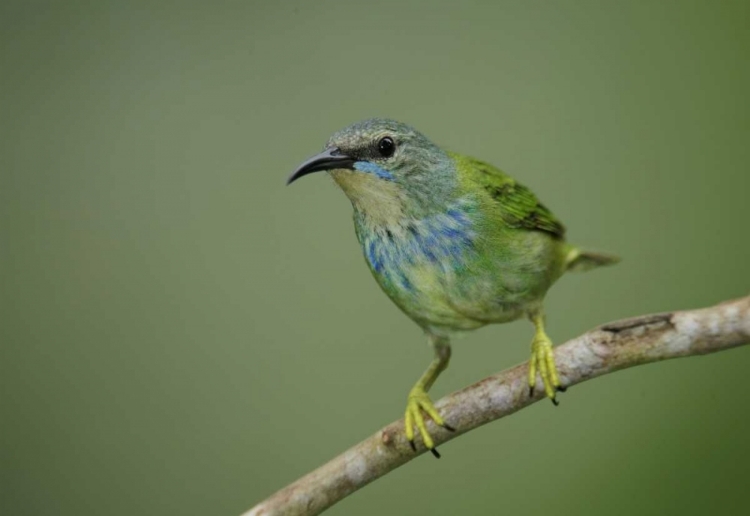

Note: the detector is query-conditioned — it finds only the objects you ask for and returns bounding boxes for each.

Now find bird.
[287,118,618,458]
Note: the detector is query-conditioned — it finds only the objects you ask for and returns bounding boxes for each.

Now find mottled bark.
[245,296,750,516]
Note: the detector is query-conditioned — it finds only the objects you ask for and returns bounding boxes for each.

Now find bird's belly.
[443,272,530,324]
[378,262,488,332]
[377,261,528,334]
[380,243,562,332]
[357,205,564,334]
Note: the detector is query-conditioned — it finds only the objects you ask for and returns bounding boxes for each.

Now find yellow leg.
[528,310,566,405]
[404,335,455,458]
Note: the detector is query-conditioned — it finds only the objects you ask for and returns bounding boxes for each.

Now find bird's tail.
[565,247,620,272]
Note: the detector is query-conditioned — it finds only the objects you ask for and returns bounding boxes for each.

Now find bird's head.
[287,118,455,221]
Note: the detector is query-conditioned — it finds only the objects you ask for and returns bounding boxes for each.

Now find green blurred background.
[2,1,748,515]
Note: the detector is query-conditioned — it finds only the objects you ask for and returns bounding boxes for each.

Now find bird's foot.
[404,386,454,458]
[528,334,564,405]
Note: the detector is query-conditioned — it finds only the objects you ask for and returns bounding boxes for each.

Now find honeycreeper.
[287,118,618,457]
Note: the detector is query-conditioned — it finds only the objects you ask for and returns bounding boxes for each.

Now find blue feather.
[367,240,382,272]
[362,199,478,292]
[354,161,396,181]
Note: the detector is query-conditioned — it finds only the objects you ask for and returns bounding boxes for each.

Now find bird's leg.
[528,310,565,405]
[404,335,455,458]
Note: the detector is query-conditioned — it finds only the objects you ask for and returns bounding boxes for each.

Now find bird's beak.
[286,147,356,185]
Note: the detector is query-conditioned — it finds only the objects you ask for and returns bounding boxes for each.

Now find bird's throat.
[330,169,407,226]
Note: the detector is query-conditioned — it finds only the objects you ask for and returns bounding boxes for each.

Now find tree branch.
[244,296,750,516]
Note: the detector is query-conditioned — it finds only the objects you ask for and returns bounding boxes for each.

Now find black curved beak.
[286,147,356,185]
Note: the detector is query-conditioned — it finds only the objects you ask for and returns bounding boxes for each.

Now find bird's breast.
[356,199,486,329]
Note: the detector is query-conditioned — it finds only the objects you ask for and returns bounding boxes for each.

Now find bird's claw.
[404,386,452,458]
[528,335,564,404]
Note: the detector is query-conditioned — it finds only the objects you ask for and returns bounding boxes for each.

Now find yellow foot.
[528,334,566,405]
[404,387,455,458]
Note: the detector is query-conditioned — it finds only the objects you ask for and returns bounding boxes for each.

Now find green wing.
[451,152,566,239]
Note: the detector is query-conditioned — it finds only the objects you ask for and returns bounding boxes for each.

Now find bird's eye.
[378,136,395,158]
